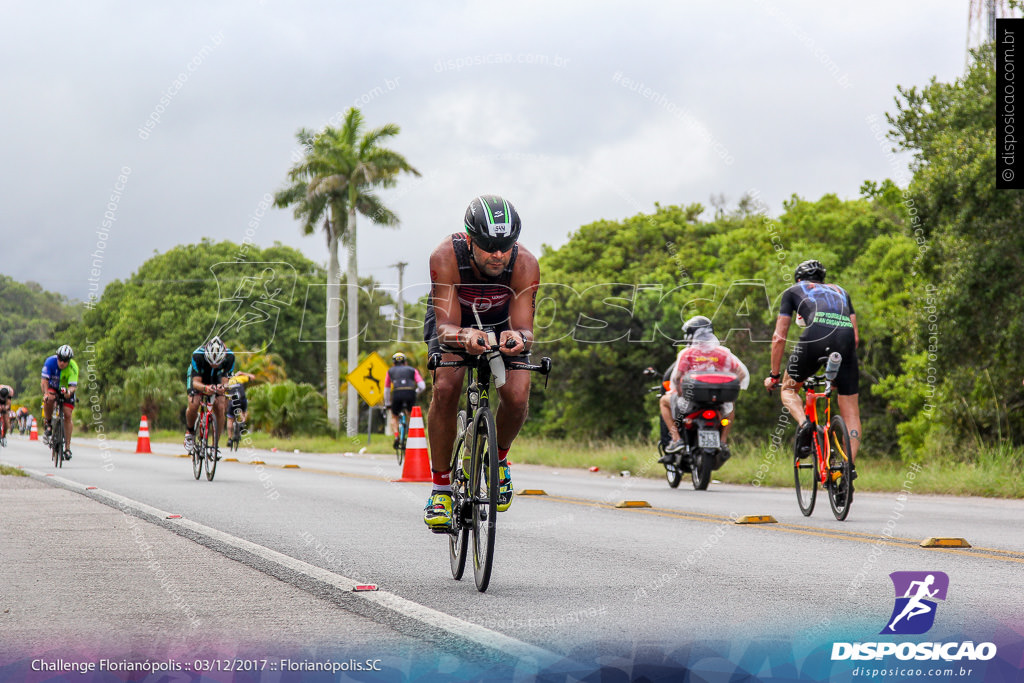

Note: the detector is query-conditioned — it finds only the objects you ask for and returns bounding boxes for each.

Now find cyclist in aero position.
[423,194,539,531]
[384,352,425,448]
[765,260,862,472]
[183,336,235,455]
[658,316,750,462]
[41,345,78,460]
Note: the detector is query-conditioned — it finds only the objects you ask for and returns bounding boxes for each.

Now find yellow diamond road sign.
[347,352,389,406]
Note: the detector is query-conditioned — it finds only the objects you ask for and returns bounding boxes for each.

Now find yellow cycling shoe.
[424,491,453,530]
[497,464,514,513]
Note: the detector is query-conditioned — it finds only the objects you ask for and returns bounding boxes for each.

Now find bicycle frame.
[803,385,833,486]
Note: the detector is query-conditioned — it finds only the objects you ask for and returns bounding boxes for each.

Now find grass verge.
[0,464,28,477]
[512,436,1024,499]
[87,428,1023,498]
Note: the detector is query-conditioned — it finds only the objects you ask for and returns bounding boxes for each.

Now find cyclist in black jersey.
[225,371,257,445]
[422,195,540,531]
[765,260,862,467]
[384,352,425,447]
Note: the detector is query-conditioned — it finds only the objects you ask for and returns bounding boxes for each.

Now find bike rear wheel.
[470,407,498,592]
[794,425,817,516]
[827,415,853,521]
[448,411,470,580]
[396,412,407,466]
[691,448,713,490]
[204,413,218,481]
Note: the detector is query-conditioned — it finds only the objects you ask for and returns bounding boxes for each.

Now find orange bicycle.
[791,352,854,520]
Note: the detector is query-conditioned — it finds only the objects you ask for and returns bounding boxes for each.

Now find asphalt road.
[2,432,1022,678]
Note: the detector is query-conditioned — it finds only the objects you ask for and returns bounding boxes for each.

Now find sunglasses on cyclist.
[471,234,516,254]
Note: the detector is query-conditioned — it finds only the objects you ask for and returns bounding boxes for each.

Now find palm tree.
[275,108,418,434]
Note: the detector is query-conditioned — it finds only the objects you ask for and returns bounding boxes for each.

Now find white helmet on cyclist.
[56,345,74,361]
[204,336,227,367]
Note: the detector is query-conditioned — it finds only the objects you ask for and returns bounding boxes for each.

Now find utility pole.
[391,261,408,342]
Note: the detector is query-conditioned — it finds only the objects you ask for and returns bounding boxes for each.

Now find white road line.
[23,468,562,668]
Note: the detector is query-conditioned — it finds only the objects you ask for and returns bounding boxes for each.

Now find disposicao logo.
[881,571,948,635]
[831,571,997,662]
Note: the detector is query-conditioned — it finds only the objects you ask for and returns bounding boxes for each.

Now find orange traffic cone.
[136,415,152,453]
[29,417,38,441]
[394,406,431,482]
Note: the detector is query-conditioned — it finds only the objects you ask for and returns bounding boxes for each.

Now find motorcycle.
[656,370,741,490]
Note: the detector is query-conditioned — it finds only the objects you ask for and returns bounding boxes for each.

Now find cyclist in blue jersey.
[765,260,862,469]
[183,336,235,455]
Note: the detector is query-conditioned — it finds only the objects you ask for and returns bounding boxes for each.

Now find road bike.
[428,327,551,592]
[47,392,69,468]
[393,408,409,466]
[789,353,854,521]
[191,392,221,481]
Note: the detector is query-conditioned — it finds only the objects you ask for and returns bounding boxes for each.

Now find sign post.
[346,352,388,445]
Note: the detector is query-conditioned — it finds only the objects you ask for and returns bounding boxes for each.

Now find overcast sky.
[0,1,971,304]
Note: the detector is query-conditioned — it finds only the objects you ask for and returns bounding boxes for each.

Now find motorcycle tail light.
[702,410,717,420]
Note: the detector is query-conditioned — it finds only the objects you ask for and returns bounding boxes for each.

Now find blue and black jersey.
[186,346,235,390]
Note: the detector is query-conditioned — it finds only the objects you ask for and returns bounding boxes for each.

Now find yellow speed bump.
[224,457,239,462]
[177,454,190,458]
[615,500,652,509]
[249,460,266,465]
[284,464,300,469]
[518,489,547,496]
[921,537,971,548]
[735,515,778,525]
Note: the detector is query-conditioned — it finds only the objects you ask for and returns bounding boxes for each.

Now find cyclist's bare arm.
[191,376,223,395]
[500,249,539,356]
[851,313,859,348]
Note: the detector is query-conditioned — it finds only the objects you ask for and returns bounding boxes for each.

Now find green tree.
[104,364,181,430]
[879,42,1024,454]
[274,108,419,436]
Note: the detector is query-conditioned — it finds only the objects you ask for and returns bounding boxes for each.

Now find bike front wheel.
[52,419,64,469]
[448,411,469,581]
[192,414,204,480]
[794,426,818,516]
[470,407,498,592]
[827,415,853,521]
[204,413,219,481]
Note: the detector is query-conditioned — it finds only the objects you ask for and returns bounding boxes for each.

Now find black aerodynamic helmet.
[464,195,521,252]
[794,259,826,283]
[682,315,713,344]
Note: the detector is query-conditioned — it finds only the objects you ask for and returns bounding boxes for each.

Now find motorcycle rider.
[658,315,750,463]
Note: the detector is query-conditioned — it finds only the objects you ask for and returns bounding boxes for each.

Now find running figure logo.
[880,571,949,635]
[209,262,296,352]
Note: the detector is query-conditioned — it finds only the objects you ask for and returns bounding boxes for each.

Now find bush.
[247,381,328,436]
